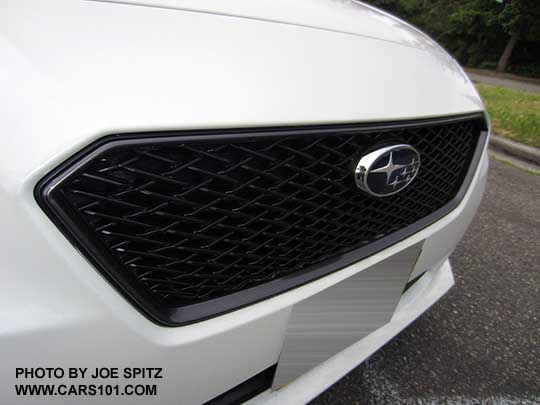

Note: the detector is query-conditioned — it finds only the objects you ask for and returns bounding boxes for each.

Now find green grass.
[476,83,540,148]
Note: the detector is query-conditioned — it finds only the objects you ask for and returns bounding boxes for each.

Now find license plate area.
[273,243,423,387]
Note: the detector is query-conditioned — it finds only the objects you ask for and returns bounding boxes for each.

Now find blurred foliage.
[498,0,540,41]
[362,0,540,77]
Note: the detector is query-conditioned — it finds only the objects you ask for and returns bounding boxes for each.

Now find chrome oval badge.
[355,144,420,197]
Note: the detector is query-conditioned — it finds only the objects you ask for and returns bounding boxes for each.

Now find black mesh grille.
[37,116,485,324]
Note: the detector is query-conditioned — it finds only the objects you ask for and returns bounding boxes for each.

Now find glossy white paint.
[248,258,456,405]
[410,151,489,280]
[0,1,488,403]
[0,144,489,405]
[0,0,485,192]
[91,0,451,49]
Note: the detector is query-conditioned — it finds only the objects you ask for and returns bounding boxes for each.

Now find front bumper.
[1,2,490,402]
[249,258,455,405]
[0,139,488,404]
[255,148,489,404]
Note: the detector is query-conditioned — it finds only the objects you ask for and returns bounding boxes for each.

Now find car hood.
[94,0,438,50]
[1,0,484,187]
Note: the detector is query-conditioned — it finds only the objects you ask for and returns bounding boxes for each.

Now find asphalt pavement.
[467,72,540,93]
[311,158,540,404]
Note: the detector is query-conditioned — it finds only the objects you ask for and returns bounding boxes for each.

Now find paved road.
[311,159,540,404]
[467,72,540,93]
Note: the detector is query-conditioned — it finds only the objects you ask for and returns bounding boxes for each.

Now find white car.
[1,1,489,404]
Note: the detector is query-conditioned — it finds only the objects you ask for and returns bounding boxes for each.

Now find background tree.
[362,0,540,78]
[496,0,540,72]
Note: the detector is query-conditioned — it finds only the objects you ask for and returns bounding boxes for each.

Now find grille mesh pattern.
[52,120,479,311]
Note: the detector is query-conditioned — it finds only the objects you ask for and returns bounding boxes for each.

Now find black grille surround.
[36,114,487,325]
